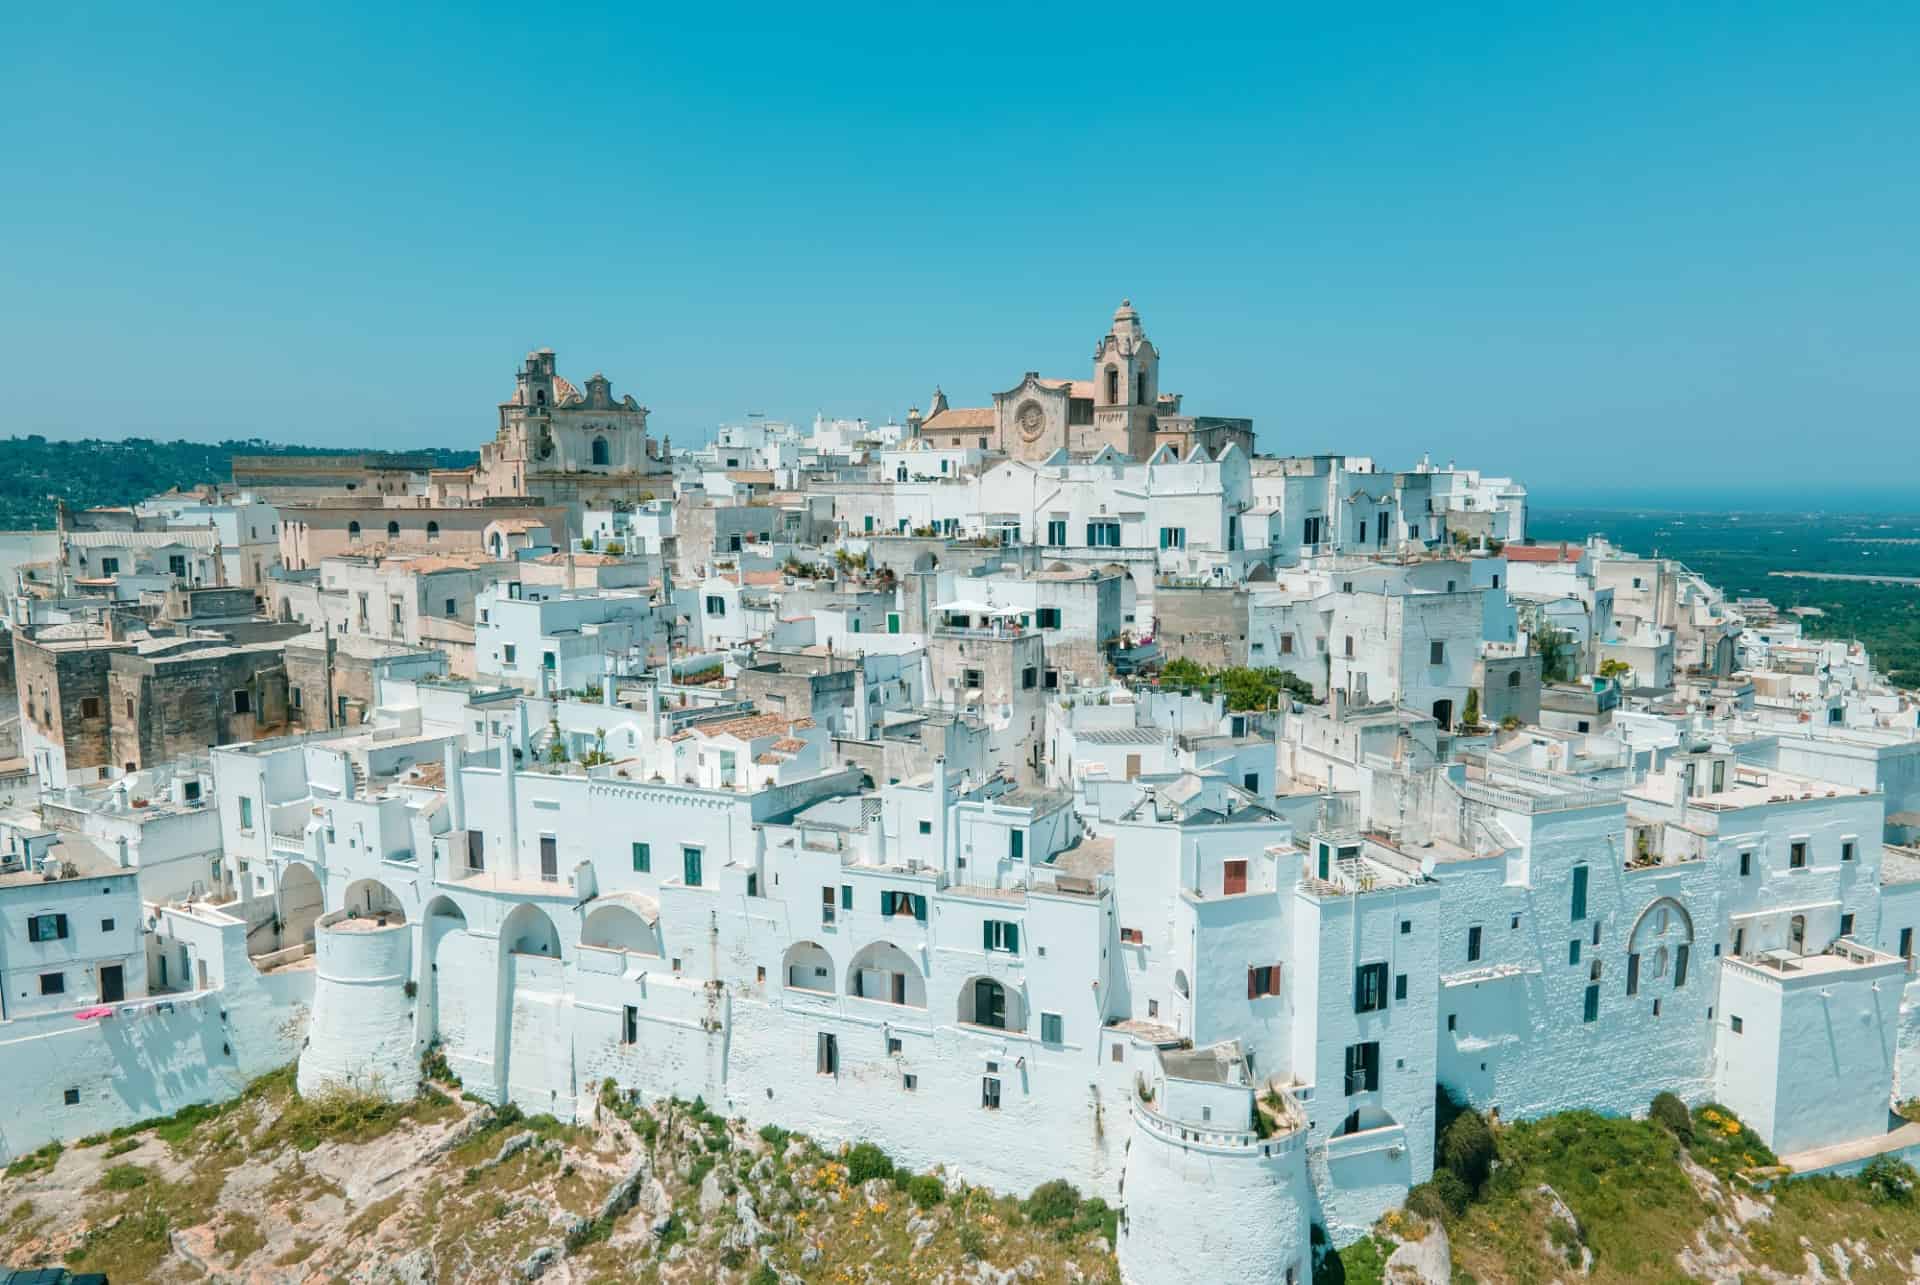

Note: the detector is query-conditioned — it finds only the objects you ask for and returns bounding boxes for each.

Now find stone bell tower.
[1091,299,1159,458]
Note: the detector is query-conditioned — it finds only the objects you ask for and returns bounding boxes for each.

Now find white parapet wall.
[1116,1097,1311,1285]
[297,908,420,1101]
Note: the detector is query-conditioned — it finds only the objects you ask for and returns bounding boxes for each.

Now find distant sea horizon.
[1527,486,1919,517]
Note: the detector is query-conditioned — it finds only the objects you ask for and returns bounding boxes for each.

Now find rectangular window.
[1036,607,1062,629]
[1583,983,1600,1023]
[1120,927,1144,945]
[1046,520,1067,545]
[1354,961,1389,1013]
[683,846,703,887]
[1280,633,1295,655]
[817,1033,838,1075]
[1569,939,1581,966]
[539,835,558,881]
[1571,864,1589,922]
[291,686,303,710]
[27,913,68,943]
[917,820,931,835]
[1343,635,1354,658]
[984,920,1020,953]
[543,652,556,671]
[1040,1012,1063,1044]
[1790,841,1807,869]
[1021,666,1037,690]
[1429,640,1446,665]
[1674,943,1690,988]
[1902,927,1914,960]
[1730,1015,1743,1035]
[233,689,252,715]
[1739,850,1751,876]
[503,644,517,665]
[1223,859,1248,896]
[1842,841,1856,863]
[1466,925,1482,962]
[101,918,115,933]
[1840,913,1855,938]
[631,842,650,873]
[622,1005,638,1045]
[1247,963,1282,997]
[1394,973,1408,1001]
[238,796,254,831]
[80,696,99,719]
[1086,521,1121,548]
[1010,830,1025,861]
[39,972,65,996]
[981,1076,1002,1109]
[841,884,853,911]
[1158,527,1186,550]
[1626,952,1641,996]
[1343,1041,1379,1095]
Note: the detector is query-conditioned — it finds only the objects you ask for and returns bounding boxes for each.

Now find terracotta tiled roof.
[1040,378,1096,399]
[741,570,784,587]
[693,713,813,742]
[726,470,776,485]
[1506,543,1582,563]
[921,408,995,431]
[770,737,807,752]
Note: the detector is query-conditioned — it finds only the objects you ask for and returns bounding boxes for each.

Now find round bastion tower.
[1117,1046,1311,1285]
[296,906,421,1102]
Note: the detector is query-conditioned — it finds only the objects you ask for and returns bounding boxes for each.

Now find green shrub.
[1861,1155,1917,1205]
[1404,1171,1469,1223]
[1439,1109,1495,1192]
[1021,1178,1082,1225]
[99,1164,150,1191]
[749,1265,779,1285]
[758,1124,792,1153]
[5,1142,61,1178]
[844,1142,894,1185]
[1649,1092,1692,1144]
[905,1173,946,1209]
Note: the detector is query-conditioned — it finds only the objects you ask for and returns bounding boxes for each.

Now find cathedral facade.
[913,300,1252,462]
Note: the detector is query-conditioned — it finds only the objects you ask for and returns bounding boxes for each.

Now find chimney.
[444,739,465,832]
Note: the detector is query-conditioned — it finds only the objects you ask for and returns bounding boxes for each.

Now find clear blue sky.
[4,3,1915,502]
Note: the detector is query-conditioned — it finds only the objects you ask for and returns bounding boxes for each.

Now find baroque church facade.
[433,348,671,506]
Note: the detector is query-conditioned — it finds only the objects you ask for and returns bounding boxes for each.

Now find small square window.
[63,1088,79,1106]
[918,820,931,835]
[1111,1044,1124,1063]
[1400,919,1411,935]
[903,1074,917,1091]
[1731,1015,1743,1035]
[101,918,115,933]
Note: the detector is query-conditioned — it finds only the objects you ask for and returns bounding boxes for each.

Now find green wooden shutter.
[983,921,993,951]
[841,885,853,910]
[1005,923,1019,954]
[912,895,927,922]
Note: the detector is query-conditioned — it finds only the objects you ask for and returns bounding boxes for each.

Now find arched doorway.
[277,862,323,951]
[958,976,1024,1031]
[783,941,835,994]
[497,902,569,1114]
[581,898,660,957]
[422,896,471,1066]
[345,877,406,922]
[848,942,924,1007]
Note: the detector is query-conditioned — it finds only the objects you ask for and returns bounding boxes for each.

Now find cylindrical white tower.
[297,908,420,1101]
[1118,1096,1310,1285]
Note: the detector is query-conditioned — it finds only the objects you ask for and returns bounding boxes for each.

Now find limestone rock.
[1385,1219,1451,1285]
[517,1244,560,1280]
[700,1166,727,1215]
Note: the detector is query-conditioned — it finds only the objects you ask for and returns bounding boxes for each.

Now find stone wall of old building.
[1155,585,1250,671]
[15,635,128,781]
[109,646,291,770]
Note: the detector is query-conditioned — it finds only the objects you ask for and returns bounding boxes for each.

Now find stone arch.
[422,896,470,1050]
[1335,1105,1398,1136]
[582,899,661,955]
[1173,968,1190,998]
[847,941,925,1007]
[275,860,324,951]
[345,877,406,921]
[1508,670,1522,688]
[387,520,401,539]
[958,975,1024,1031]
[591,437,610,466]
[784,940,835,993]
[1105,365,1119,404]
[426,521,439,541]
[490,533,504,557]
[348,521,361,540]
[501,902,561,957]
[1628,896,1694,987]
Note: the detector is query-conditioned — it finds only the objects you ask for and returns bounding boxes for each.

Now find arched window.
[535,388,546,405]
[387,520,400,539]
[1105,366,1119,404]
[1508,670,1522,688]
[1627,897,1695,996]
[1789,914,1807,954]
[591,437,610,466]
[1136,371,1148,404]
[959,976,1023,1031]
[347,521,361,540]
[426,521,439,542]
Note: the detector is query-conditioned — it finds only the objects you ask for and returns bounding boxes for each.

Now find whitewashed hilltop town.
[2,301,1919,1283]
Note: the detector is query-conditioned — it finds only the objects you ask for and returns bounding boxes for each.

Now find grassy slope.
[1380,1103,1920,1285]
[0,1066,1120,1284]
